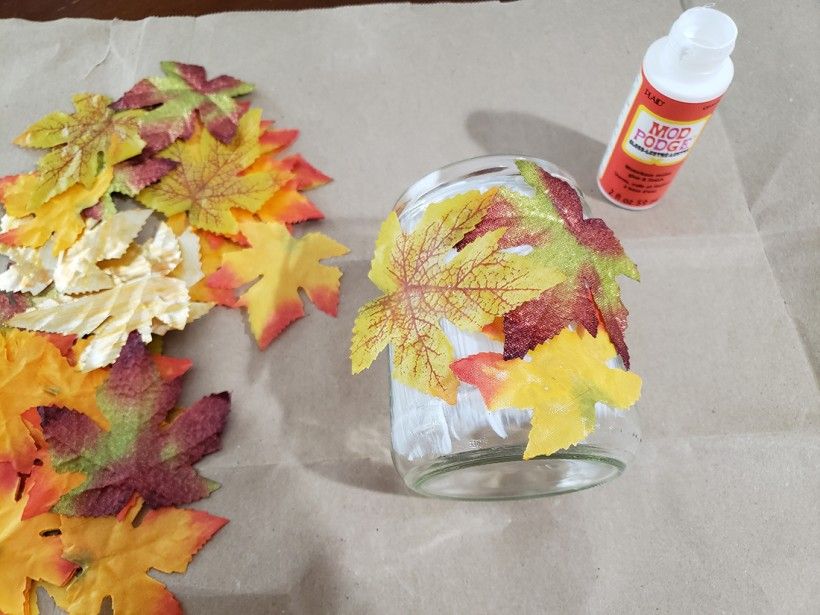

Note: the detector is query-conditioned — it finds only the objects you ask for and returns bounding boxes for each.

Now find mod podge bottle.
[598,7,738,209]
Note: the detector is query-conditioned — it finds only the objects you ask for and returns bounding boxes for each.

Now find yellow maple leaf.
[206,220,348,348]
[0,464,76,615]
[136,108,278,235]
[0,330,107,472]
[14,93,143,207]
[350,189,564,403]
[452,327,642,459]
[0,166,113,254]
[43,498,226,615]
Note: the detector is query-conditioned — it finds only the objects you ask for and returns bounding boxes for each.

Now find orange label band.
[599,70,722,208]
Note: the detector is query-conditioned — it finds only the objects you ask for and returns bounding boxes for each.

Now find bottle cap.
[666,7,737,73]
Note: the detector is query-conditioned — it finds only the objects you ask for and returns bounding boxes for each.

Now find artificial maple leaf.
[259,127,299,154]
[0,330,107,472]
[257,179,325,225]
[245,153,331,191]
[460,160,639,366]
[7,218,209,370]
[0,463,76,615]
[111,158,179,197]
[39,332,230,516]
[189,230,241,306]
[44,496,226,615]
[206,220,348,348]
[0,237,57,295]
[88,158,178,225]
[238,153,331,226]
[0,291,30,324]
[241,153,324,224]
[350,189,564,403]
[277,154,332,191]
[136,109,279,235]
[169,227,205,288]
[14,93,144,207]
[19,449,85,520]
[52,209,152,294]
[0,167,113,254]
[112,60,254,154]
[451,327,642,459]
[8,276,192,371]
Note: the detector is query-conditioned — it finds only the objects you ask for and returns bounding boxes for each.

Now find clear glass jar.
[389,155,641,500]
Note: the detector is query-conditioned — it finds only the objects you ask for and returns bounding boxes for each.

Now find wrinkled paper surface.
[0,0,817,612]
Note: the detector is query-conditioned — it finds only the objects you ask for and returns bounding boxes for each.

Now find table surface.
[0,1,817,613]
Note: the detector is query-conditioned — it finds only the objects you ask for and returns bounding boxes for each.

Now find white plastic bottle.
[598,7,738,209]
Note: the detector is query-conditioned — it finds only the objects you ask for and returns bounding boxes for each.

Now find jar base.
[403,444,625,501]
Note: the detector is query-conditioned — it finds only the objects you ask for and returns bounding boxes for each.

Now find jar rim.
[393,154,588,220]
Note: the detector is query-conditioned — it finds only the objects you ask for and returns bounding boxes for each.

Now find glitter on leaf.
[39,332,230,517]
[112,60,254,154]
[461,161,639,366]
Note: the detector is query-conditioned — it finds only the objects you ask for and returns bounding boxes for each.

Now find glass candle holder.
[389,155,641,500]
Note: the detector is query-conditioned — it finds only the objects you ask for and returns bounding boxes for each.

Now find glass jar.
[389,155,641,500]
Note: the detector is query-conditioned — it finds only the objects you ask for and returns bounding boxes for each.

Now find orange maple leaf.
[206,220,348,348]
[22,459,84,521]
[256,179,325,225]
[44,497,226,615]
[189,230,242,306]
[0,330,108,472]
[244,155,325,225]
[0,463,76,615]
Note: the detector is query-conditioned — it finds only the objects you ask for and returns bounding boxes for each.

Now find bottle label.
[621,105,708,165]
[598,70,723,209]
